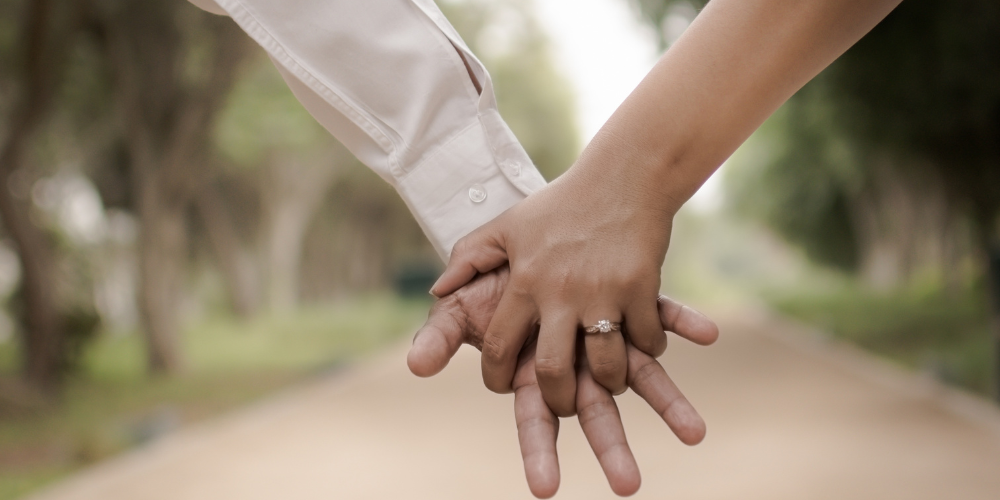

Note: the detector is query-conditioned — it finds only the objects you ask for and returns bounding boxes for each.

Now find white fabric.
[188,0,546,259]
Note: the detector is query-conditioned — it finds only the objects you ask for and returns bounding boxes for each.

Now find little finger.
[626,343,706,445]
[657,295,719,346]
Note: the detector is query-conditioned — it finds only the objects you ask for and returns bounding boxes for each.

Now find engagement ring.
[584,320,621,334]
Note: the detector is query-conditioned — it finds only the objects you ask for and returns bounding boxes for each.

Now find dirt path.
[24,309,1000,499]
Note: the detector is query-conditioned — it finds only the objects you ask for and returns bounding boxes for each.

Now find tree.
[822,0,1000,395]
[206,0,582,306]
[632,0,1000,396]
[96,0,250,373]
[441,0,580,179]
[211,53,352,311]
[0,0,88,388]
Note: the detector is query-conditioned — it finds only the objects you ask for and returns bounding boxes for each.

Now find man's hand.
[408,267,718,498]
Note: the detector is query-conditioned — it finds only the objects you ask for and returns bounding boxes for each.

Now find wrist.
[565,132,691,223]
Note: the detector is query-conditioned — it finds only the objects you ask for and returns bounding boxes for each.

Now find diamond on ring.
[585,320,621,334]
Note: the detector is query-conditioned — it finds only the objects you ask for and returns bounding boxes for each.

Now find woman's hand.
[429,147,681,416]
[410,266,718,497]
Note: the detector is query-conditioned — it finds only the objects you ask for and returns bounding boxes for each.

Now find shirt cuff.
[396,118,546,260]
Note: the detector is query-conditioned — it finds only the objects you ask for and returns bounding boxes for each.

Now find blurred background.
[0,0,997,498]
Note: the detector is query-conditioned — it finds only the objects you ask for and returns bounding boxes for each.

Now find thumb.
[430,224,508,297]
[407,301,466,377]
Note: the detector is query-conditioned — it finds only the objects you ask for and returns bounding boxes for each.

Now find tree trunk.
[195,183,259,317]
[988,252,1000,402]
[0,0,85,387]
[101,0,249,374]
[0,142,61,387]
[258,156,339,311]
[847,157,966,290]
[847,181,903,290]
[136,175,188,373]
[985,222,1000,402]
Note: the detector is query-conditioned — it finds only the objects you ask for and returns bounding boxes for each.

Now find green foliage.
[0,468,72,500]
[56,33,114,139]
[214,0,580,180]
[0,0,23,116]
[638,0,1000,262]
[213,56,330,168]
[726,91,863,271]
[634,0,999,395]
[769,282,993,395]
[491,48,579,180]
[629,0,706,48]
[0,295,428,500]
[209,0,581,298]
[441,0,580,179]
[822,0,1000,229]
[302,163,436,296]
[742,0,1000,273]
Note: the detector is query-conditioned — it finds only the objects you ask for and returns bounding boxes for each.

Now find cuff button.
[468,184,488,203]
[506,160,522,176]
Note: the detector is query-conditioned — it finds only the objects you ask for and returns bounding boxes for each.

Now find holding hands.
[411,267,717,497]
[416,0,903,495]
[429,142,683,415]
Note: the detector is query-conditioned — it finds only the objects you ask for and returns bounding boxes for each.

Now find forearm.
[569,0,902,215]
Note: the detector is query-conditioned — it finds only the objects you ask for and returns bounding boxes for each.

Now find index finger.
[514,345,561,499]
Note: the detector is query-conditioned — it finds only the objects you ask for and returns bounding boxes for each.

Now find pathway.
[24,309,1000,499]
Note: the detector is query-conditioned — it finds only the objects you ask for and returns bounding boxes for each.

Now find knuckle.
[534,356,571,381]
[609,269,635,290]
[515,414,557,433]
[623,274,658,296]
[550,268,574,293]
[632,330,667,355]
[589,356,623,379]
[451,237,470,258]
[576,400,618,426]
[629,358,660,386]
[504,273,533,298]
[481,334,510,366]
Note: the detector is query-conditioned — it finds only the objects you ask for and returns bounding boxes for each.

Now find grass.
[767,282,995,396]
[0,294,429,500]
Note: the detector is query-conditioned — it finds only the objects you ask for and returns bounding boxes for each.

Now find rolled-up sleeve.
[188,0,547,259]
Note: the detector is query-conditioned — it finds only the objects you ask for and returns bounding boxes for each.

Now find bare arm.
[587,0,904,213]
[432,0,903,416]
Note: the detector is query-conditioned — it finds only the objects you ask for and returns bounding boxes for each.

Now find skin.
[408,267,719,498]
[431,0,904,416]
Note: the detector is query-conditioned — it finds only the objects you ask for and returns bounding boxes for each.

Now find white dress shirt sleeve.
[187,0,548,259]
